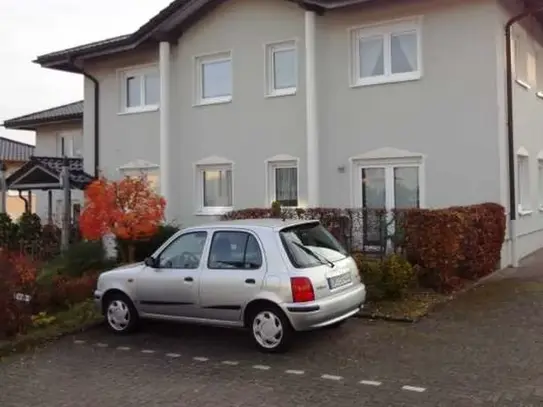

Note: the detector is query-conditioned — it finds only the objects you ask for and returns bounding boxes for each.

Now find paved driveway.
[2,255,543,407]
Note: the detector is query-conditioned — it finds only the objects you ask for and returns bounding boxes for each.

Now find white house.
[7,0,543,267]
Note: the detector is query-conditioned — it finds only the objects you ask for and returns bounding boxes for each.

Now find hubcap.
[107,300,130,331]
[252,310,283,349]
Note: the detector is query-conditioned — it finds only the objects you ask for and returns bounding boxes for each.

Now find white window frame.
[194,157,234,216]
[517,147,532,215]
[118,64,160,114]
[538,152,543,211]
[265,155,300,208]
[118,160,160,193]
[265,40,298,97]
[57,133,74,157]
[194,51,233,106]
[349,16,423,87]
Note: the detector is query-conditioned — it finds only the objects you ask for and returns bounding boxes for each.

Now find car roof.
[184,218,319,232]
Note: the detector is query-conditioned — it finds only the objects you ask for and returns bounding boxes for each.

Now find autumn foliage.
[79,175,166,261]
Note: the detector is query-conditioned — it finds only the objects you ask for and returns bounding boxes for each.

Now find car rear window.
[279,222,348,269]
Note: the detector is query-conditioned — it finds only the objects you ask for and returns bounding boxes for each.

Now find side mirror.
[144,257,156,268]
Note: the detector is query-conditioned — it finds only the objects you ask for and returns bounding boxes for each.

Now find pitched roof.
[0,137,35,162]
[2,101,83,131]
[34,0,379,72]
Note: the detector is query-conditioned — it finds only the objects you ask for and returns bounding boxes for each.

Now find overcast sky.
[0,0,172,145]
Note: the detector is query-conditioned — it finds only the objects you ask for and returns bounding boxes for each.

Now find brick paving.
[2,252,543,406]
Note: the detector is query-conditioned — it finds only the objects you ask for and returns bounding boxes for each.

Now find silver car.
[94,218,366,352]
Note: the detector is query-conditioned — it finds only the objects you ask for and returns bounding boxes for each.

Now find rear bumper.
[283,283,366,331]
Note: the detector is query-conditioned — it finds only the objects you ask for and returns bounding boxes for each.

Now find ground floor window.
[517,148,531,214]
[195,159,233,215]
[267,156,299,207]
[118,159,160,193]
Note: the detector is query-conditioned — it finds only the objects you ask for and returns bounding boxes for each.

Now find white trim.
[537,91,543,99]
[10,166,60,188]
[193,50,233,106]
[118,159,159,171]
[264,39,298,98]
[193,157,234,216]
[159,41,172,221]
[516,150,531,214]
[515,78,531,89]
[117,63,160,114]
[348,16,423,88]
[517,146,529,156]
[264,155,300,207]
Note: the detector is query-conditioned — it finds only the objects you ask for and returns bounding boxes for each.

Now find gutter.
[504,6,543,266]
[68,60,100,178]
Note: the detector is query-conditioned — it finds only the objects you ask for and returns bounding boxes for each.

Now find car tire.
[103,293,139,335]
[249,305,293,353]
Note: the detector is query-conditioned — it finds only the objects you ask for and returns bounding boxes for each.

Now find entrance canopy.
[6,156,94,191]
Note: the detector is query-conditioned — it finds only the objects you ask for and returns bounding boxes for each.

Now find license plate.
[328,272,352,289]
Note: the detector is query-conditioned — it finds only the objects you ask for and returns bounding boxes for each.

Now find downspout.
[67,59,100,178]
[504,7,543,266]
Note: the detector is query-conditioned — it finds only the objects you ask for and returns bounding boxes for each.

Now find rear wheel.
[104,293,139,334]
[250,306,293,353]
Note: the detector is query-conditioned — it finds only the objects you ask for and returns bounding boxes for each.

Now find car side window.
[207,231,263,270]
[157,231,207,269]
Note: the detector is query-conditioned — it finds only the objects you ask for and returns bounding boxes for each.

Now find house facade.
[28,0,543,267]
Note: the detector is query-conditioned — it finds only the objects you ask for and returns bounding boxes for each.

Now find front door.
[199,230,266,322]
[136,231,208,317]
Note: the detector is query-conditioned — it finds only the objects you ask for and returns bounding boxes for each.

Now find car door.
[199,230,266,322]
[136,230,208,317]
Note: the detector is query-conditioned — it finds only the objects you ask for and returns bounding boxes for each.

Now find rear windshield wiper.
[290,241,335,268]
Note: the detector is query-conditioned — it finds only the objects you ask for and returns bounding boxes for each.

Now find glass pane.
[126,76,141,107]
[144,72,160,105]
[158,232,208,269]
[273,48,296,90]
[245,235,263,269]
[361,168,386,246]
[359,36,385,78]
[391,31,418,74]
[203,169,232,207]
[208,232,247,269]
[275,167,298,207]
[394,167,419,209]
[202,60,232,99]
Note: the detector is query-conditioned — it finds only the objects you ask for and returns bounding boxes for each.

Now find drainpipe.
[505,7,543,267]
[68,59,100,178]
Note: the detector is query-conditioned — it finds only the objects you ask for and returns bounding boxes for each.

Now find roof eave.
[3,115,83,132]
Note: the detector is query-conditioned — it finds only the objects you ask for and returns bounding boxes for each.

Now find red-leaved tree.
[79,175,166,262]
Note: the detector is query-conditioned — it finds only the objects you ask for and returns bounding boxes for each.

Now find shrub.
[0,213,17,249]
[35,273,98,311]
[116,224,179,263]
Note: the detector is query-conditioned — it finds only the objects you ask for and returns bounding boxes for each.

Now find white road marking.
[221,361,240,366]
[360,380,382,386]
[402,385,426,393]
[117,346,131,351]
[96,343,108,348]
[193,357,209,362]
[141,349,155,354]
[321,374,343,381]
[73,340,85,344]
[285,369,305,375]
[165,353,181,358]
[253,365,271,370]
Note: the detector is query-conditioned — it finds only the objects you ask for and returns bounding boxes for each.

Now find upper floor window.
[119,65,160,113]
[350,17,422,87]
[266,40,297,97]
[195,51,232,106]
[56,132,81,157]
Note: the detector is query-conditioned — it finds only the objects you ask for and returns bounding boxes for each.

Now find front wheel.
[104,293,139,334]
[250,306,293,353]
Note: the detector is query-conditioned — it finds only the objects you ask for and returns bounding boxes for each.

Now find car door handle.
[184,277,194,282]
[245,278,256,285]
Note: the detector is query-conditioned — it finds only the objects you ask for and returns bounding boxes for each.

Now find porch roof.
[6,156,94,191]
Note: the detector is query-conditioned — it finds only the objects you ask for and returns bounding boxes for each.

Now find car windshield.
[279,222,348,269]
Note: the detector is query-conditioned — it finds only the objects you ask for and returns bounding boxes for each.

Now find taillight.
[290,277,315,303]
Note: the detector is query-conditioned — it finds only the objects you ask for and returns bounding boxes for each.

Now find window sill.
[351,72,421,88]
[518,208,533,216]
[536,91,543,100]
[538,205,543,212]
[515,79,531,90]
[265,88,297,98]
[194,96,232,107]
[118,106,159,116]
[195,207,233,216]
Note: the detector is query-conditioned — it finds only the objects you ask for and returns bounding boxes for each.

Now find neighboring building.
[19,0,543,267]
[2,101,87,224]
[0,137,36,220]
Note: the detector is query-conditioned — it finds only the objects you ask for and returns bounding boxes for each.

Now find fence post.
[60,157,71,252]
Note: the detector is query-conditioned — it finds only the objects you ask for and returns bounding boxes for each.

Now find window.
[119,160,160,193]
[57,134,74,157]
[280,222,347,269]
[538,155,543,209]
[208,231,263,270]
[350,18,421,87]
[195,163,233,215]
[195,52,232,105]
[267,158,298,207]
[266,40,297,96]
[120,66,160,113]
[157,231,208,269]
[517,149,531,214]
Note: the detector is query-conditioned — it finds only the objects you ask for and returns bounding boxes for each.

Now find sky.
[0,0,172,145]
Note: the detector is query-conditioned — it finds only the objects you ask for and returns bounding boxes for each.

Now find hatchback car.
[94,218,366,352]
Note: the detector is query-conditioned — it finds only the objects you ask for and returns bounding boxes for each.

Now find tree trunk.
[128,244,136,264]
